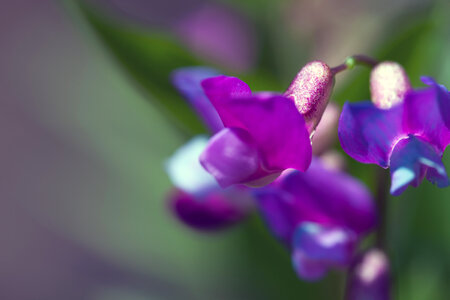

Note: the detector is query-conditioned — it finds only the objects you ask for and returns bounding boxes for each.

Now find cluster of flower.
[164,59,449,297]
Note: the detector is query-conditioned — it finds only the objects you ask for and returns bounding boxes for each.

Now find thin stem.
[375,167,389,250]
[330,54,379,75]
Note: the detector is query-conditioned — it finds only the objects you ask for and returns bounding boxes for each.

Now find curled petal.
[200,128,262,188]
[292,222,357,281]
[389,135,449,196]
[171,67,223,133]
[339,101,405,168]
[402,80,450,152]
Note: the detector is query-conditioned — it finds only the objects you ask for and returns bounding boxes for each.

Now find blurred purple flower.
[255,159,376,280]
[174,4,256,72]
[339,77,450,195]
[165,136,252,231]
[199,75,312,188]
[347,249,391,300]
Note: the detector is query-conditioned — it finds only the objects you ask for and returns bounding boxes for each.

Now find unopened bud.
[347,249,391,300]
[284,61,334,133]
[370,62,411,109]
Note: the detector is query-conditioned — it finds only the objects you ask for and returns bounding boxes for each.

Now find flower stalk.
[331,55,378,75]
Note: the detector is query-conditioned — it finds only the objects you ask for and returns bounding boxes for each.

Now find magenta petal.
[171,67,223,133]
[200,127,261,188]
[389,135,449,196]
[201,76,252,122]
[209,92,312,172]
[402,82,450,153]
[339,101,405,168]
[292,222,357,281]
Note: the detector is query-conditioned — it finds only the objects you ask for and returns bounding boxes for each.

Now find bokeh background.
[1,0,449,299]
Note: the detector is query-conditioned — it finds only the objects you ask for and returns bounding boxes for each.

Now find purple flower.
[347,249,391,300]
[339,77,450,195]
[165,136,253,231]
[171,66,223,133]
[198,75,313,188]
[254,159,377,280]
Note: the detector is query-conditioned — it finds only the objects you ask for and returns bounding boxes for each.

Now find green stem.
[375,168,389,250]
[330,54,378,75]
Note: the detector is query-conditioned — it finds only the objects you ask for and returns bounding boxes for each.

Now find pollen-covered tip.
[284,61,334,133]
[370,61,412,109]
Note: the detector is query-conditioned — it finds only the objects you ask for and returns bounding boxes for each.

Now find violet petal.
[171,67,223,133]
[339,101,405,168]
[402,81,450,152]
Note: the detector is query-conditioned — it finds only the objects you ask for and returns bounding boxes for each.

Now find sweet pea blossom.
[167,67,253,230]
[166,136,253,230]
[199,61,334,188]
[254,159,377,280]
[339,67,450,195]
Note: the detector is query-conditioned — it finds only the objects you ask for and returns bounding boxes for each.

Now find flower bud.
[370,61,412,109]
[284,61,334,133]
[347,249,391,300]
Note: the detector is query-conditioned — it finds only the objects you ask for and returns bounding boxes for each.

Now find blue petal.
[390,135,449,195]
[171,67,223,133]
[338,101,404,168]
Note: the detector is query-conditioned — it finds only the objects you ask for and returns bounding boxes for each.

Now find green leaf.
[70,0,207,135]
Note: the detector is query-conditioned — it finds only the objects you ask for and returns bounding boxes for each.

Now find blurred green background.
[1,0,449,299]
